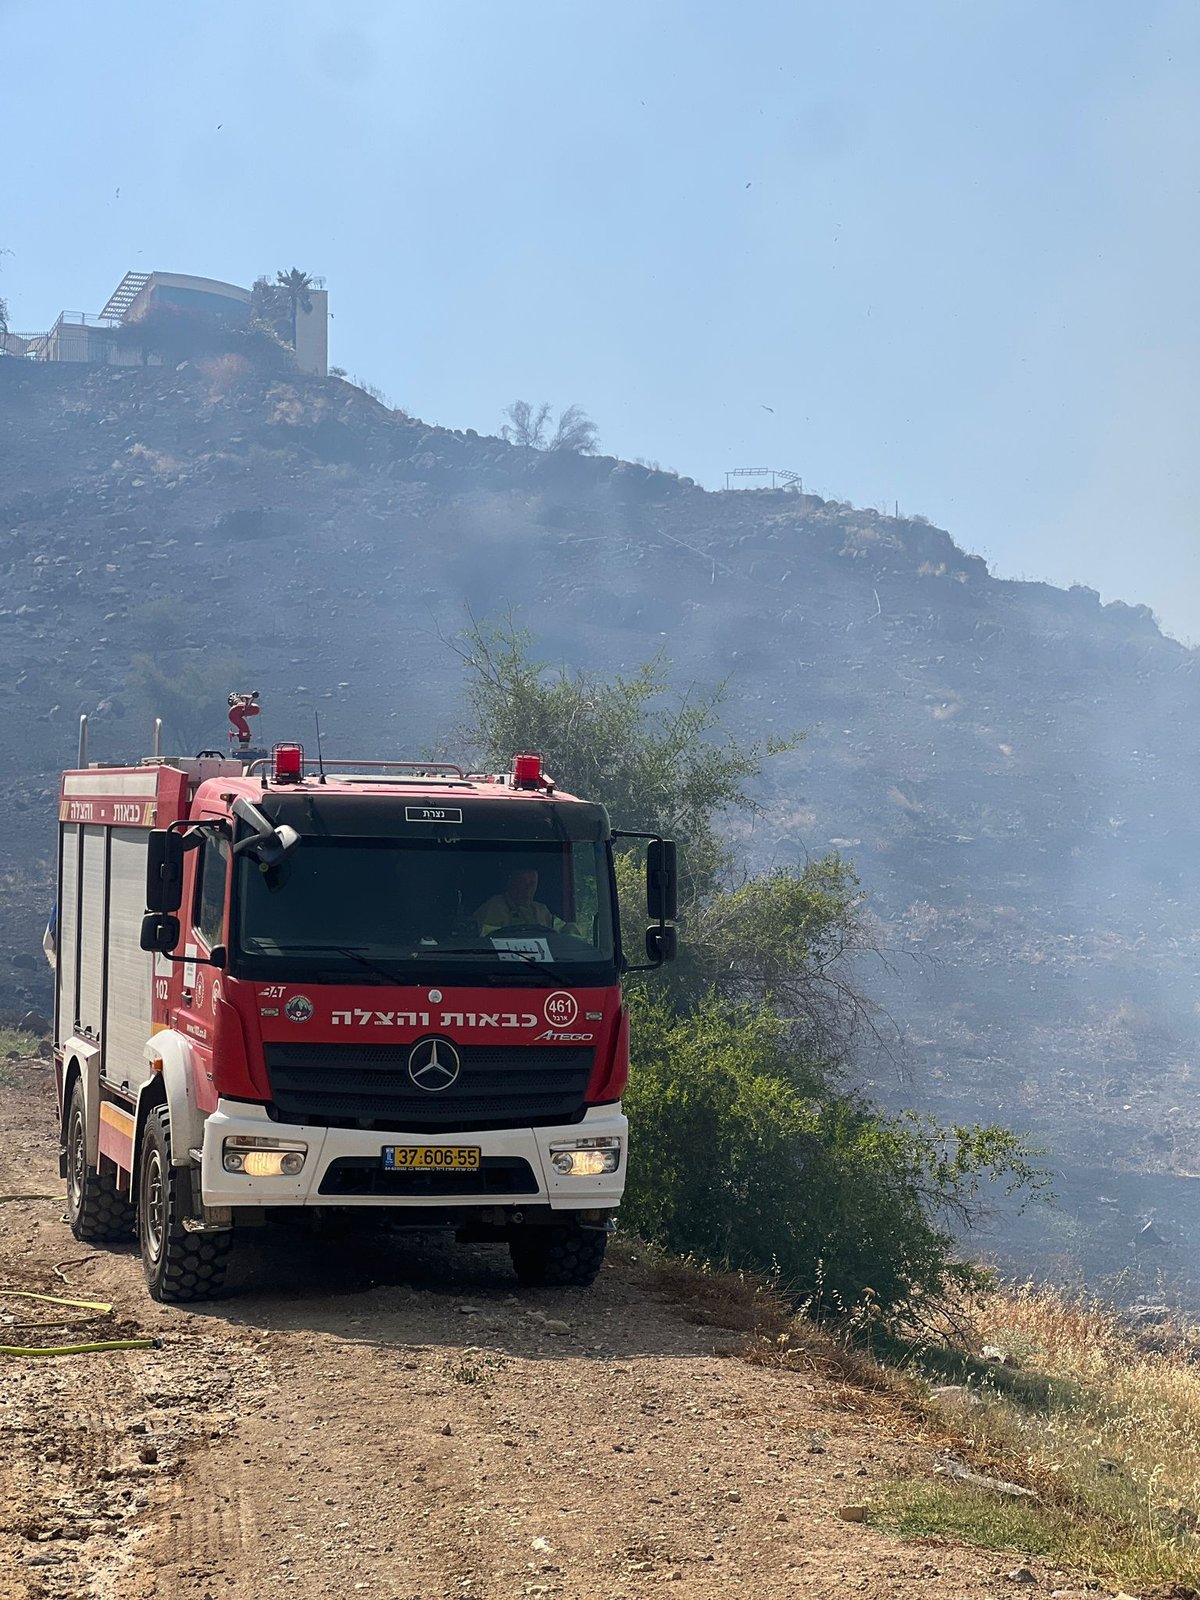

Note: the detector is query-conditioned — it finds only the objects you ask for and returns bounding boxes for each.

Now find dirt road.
[0,1060,1093,1600]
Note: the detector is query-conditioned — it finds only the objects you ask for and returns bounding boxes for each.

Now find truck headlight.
[222,1137,308,1176]
[549,1137,621,1177]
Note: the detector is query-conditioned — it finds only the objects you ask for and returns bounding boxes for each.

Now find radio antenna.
[314,710,327,784]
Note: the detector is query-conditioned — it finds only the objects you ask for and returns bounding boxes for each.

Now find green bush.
[456,620,1046,1322]
[621,991,1040,1318]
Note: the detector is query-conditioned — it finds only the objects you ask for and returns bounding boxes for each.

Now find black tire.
[509,1223,607,1288]
[138,1106,231,1303]
[65,1081,135,1243]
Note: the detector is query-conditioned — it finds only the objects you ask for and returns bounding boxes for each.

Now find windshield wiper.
[257,942,402,985]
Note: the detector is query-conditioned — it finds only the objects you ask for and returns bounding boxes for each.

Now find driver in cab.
[475,865,578,938]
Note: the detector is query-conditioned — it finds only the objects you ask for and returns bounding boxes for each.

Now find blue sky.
[4,1,1198,637]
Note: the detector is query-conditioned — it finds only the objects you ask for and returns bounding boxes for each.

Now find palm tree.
[275,268,314,350]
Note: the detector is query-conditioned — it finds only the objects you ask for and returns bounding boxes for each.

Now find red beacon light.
[512,752,544,790]
[272,743,304,784]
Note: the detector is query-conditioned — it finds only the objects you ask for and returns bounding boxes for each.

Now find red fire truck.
[53,721,676,1302]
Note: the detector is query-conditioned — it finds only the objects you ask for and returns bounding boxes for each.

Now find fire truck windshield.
[231,837,618,983]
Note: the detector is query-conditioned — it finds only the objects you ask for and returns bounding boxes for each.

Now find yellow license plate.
[382,1145,481,1171]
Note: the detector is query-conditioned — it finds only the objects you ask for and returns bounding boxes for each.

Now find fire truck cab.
[53,732,676,1302]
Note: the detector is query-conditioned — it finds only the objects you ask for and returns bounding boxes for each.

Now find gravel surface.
[0,1061,1109,1599]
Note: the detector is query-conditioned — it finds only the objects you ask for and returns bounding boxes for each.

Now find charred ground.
[3,356,1199,1295]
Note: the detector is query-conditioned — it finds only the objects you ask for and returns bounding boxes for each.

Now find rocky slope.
[3,356,1199,1293]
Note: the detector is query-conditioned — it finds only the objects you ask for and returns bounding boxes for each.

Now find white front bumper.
[199,1099,626,1210]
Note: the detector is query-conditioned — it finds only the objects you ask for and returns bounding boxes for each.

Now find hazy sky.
[4,1,1197,637]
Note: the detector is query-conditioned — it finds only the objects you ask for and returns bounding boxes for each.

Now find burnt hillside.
[4,356,1199,1293]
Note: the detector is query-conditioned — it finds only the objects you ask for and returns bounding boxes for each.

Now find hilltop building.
[1,270,329,376]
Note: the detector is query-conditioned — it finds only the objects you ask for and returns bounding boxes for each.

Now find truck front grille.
[262,1043,594,1133]
[318,1156,539,1198]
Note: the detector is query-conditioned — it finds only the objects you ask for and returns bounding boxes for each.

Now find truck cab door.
[174,828,230,1113]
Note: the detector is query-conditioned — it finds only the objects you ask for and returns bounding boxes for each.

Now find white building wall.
[294,288,328,377]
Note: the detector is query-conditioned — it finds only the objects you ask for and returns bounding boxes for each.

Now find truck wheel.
[65,1081,135,1243]
[509,1223,607,1288]
[138,1106,231,1303]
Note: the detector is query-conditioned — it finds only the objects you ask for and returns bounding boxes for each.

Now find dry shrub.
[266,383,330,429]
[126,441,181,477]
[616,1239,791,1337]
[197,352,253,397]
[742,1318,937,1427]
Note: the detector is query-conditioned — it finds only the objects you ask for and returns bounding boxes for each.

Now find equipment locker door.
[57,824,81,1043]
[78,825,107,1045]
[105,829,156,1096]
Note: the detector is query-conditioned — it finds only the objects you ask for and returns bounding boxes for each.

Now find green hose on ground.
[5,1288,114,1314]
[1,1197,158,1355]
[0,1288,160,1358]
[0,1338,160,1357]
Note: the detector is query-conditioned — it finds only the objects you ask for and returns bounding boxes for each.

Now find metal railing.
[244,757,469,783]
[51,311,121,329]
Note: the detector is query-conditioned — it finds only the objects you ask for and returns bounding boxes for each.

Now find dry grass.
[639,1248,1200,1591]
[125,441,183,478]
[0,1029,38,1081]
[873,1285,1200,1591]
[631,1243,934,1423]
[614,1238,792,1336]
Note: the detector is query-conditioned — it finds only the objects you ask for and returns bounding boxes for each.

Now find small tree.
[501,401,599,457]
[249,276,293,344]
[501,400,551,451]
[549,404,599,454]
[275,268,314,349]
[453,617,766,905]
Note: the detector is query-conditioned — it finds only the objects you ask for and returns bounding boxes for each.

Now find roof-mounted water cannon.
[511,752,553,792]
[228,691,261,751]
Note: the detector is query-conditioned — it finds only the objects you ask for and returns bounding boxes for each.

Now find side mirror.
[140,911,180,954]
[146,830,185,913]
[645,925,678,964]
[252,823,301,871]
[647,840,678,921]
[232,797,301,869]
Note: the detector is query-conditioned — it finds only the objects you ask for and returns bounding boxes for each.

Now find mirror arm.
[156,948,226,969]
[166,817,227,850]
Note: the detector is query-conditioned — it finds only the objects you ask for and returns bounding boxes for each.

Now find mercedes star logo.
[407,1037,462,1093]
